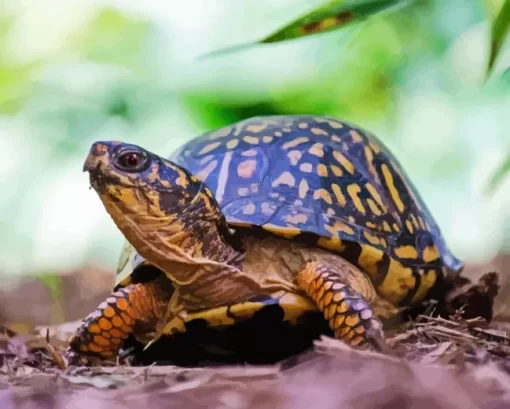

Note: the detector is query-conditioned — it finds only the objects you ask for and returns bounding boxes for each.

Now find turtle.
[67,114,464,365]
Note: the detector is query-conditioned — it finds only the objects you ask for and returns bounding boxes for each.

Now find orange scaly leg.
[66,281,170,366]
[296,261,387,351]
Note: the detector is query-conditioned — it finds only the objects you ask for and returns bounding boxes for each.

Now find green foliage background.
[0,0,509,284]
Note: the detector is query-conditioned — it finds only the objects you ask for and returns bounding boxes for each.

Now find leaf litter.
[2,271,510,408]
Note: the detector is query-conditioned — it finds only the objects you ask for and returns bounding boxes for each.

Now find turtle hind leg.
[66,280,169,366]
[296,261,388,351]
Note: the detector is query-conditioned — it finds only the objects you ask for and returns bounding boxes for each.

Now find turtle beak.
[83,142,110,173]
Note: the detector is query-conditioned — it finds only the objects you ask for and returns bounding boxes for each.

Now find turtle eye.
[115,150,149,172]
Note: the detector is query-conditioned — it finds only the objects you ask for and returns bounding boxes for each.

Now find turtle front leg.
[296,261,388,351]
[66,280,170,366]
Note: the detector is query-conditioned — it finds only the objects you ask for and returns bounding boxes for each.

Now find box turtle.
[67,115,464,365]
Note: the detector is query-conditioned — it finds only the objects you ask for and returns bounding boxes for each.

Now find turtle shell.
[115,115,463,307]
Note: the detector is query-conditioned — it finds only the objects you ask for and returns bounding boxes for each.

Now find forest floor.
[1,256,510,409]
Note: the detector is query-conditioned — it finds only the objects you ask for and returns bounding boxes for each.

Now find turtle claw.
[365,327,392,354]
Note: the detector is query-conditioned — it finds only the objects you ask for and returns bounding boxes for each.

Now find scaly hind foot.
[297,261,389,351]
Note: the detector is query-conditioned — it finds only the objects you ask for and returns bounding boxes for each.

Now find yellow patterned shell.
[116,115,463,307]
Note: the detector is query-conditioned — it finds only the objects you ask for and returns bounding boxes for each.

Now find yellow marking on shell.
[333,151,355,174]
[243,203,256,215]
[411,269,438,303]
[307,143,324,158]
[317,236,346,252]
[287,150,302,165]
[226,139,239,150]
[237,159,257,179]
[241,149,258,157]
[272,171,296,188]
[369,142,381,153]
[263,223,301,238]
[246,124,267,133]
[209,126,231,139]
[263,136,273,143]
[356,245,384,280]
[274,292,317,323]
[364,231,381,246]
[313,189,333,204]
[238,187,249,196]
[405,220,414,234]
[325,220,355,236]
[328,120,343,129]
[317,163,328,176]
[350,130,363,143]
[283,137,309,149]
[422,245,440,263]
[418,216,427,230]
[378,258,416,304]
[331,165,343,176]
[331,183,346,206]
[331,135,341,142]
[199,155,214,165]
[243,136,260,145]
[257,203,272,216]
[381,164,405,213]
[274,131,283,137]
[382,221,391,232]
[299,179,309,199]
[196,159,218,181]
[366,221,376,229]
[311,127,328,136]
[300,163,313,173]
[363,145,379,181]
[366,199,382,216]
[298,122,308,129]
[394,245,418,259]
[410,214,420,229]
[392,223,400,232]
[199,141,221,155]
[285,213,308,224]
[365,183,386,211]
[346,184,366,213]
[161,316,187,335]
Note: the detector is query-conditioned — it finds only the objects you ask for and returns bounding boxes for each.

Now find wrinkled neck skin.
[99,184,245,286]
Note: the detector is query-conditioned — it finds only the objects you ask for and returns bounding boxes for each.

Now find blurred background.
[0,0,509,331]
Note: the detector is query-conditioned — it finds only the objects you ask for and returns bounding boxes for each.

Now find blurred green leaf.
[260,0,414,44]
[487,152,510,193]
[199,0,414,58]
[0,64,39,114]
[68,8,151,71]
[486,0,510,78]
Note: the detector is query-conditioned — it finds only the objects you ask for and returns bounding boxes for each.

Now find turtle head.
[83,141,238,266]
